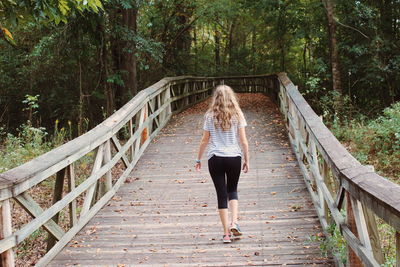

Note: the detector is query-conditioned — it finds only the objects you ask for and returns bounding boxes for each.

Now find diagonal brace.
[15,192,65,241]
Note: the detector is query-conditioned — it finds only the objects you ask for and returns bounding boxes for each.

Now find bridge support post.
[0,199,15,267]
[47,168,67,251]
[67,164,78,227]
[346,192,363,267]
[396,231,400,267]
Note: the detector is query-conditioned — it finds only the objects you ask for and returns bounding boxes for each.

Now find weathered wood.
[350,196,372,252]
[47,168,67,251]
[0,200,14,267]
[15,192,65,241]
[277,72,400,266]
[362,206,384,264]
[111,136,130,168]
[103,140,113,192]
[1,73,399,266]
[67,164,77,228]
[49,93,333,266]
[81,145,105,217]
[396,231,400,267]
[135,105,146,154]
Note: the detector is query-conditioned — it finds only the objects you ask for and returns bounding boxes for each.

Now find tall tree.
[322,0,342,94]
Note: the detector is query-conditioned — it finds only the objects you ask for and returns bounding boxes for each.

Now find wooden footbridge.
[0,74,399,266]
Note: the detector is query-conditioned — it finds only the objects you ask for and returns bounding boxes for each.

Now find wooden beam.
[67,164,77,228]
[0,200,14,267]
[111,136,130,168]
[362,206,384,264]
[81,145,104,217]
[346,192,363,267]
[103,140,113,192]
[47,168,66,250]
[350,196,372,252]
[396,231,400,267]
[15,192,65,242]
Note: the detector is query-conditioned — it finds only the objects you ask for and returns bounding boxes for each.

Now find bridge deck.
[49,94,333,266]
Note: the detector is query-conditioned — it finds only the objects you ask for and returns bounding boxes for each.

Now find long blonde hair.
[207,85,245,131]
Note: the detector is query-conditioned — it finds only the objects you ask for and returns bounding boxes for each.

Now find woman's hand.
[195,162,201,171]
[242,161,249,173]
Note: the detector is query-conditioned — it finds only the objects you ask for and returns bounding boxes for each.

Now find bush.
[331,101,400,182]
[0,123,51,173]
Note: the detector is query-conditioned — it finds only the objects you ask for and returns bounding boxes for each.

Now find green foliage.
[0,0,105,25]
[307,223,347,264]
[331,102,400,181]
[0,124,50,173]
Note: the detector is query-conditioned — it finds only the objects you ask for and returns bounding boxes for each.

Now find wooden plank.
[47,168,67,250]
[81,144,105,216]
[397,231,400,267]
[103,140,113,192]
[67,164,77,227]
[0,200,14,267]
[135,106,146,154]
[350,196,372,251]
[362,206,384,264]
[346,192,363,267]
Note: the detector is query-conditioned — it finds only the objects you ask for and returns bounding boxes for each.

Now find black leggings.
[208,155,242,209]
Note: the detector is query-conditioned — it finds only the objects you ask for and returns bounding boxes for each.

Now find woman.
[195,85,249,243]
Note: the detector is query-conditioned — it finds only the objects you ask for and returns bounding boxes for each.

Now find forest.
[1,0,399,179]
[0,0,399,264]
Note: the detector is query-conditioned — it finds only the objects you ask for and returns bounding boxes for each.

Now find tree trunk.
[322,0,342,94]
[99,20,114,116]
[121,8,138,98]
[193,27,198,74]
[227,20,236,73]
[110,6,138,110]
[277,1,287,72]
[214,26,221,74]
[251,26,256,74]
[110,10,124,110]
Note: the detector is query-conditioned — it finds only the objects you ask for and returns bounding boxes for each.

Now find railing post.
[135,107,145,154]
[165,84,172,116]
[129,119,134,160]
[140,104,148,145]
[67,164,77,227]
[346,192,363,266]
[396,231,400,267]
[0,199,15,267]
[104,140,112,192]
[47,167,66,251]
[363,206,384,264]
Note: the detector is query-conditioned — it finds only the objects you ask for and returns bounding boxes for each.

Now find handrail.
[276,72,400,267]
[0,73,398,267]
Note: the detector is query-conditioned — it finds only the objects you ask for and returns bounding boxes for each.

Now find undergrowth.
[330,101,400,183]
[0,121,73,173]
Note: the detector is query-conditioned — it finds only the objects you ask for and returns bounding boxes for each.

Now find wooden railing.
[0,73,399,267]
[275,73,400,267]
[0,76,225,266]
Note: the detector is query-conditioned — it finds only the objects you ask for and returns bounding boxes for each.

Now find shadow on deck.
[49,94,333,266]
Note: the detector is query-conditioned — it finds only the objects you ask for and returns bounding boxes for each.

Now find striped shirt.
[203,113,247,159]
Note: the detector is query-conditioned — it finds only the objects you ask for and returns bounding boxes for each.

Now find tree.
[322,0,342,94]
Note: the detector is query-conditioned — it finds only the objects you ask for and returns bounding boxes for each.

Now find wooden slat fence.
[0,73,399,267]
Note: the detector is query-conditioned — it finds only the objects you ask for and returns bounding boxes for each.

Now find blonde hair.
[207,85,245,131]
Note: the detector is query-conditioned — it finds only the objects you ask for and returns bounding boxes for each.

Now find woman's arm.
[195,130,210,171]
[238,127,249,173]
